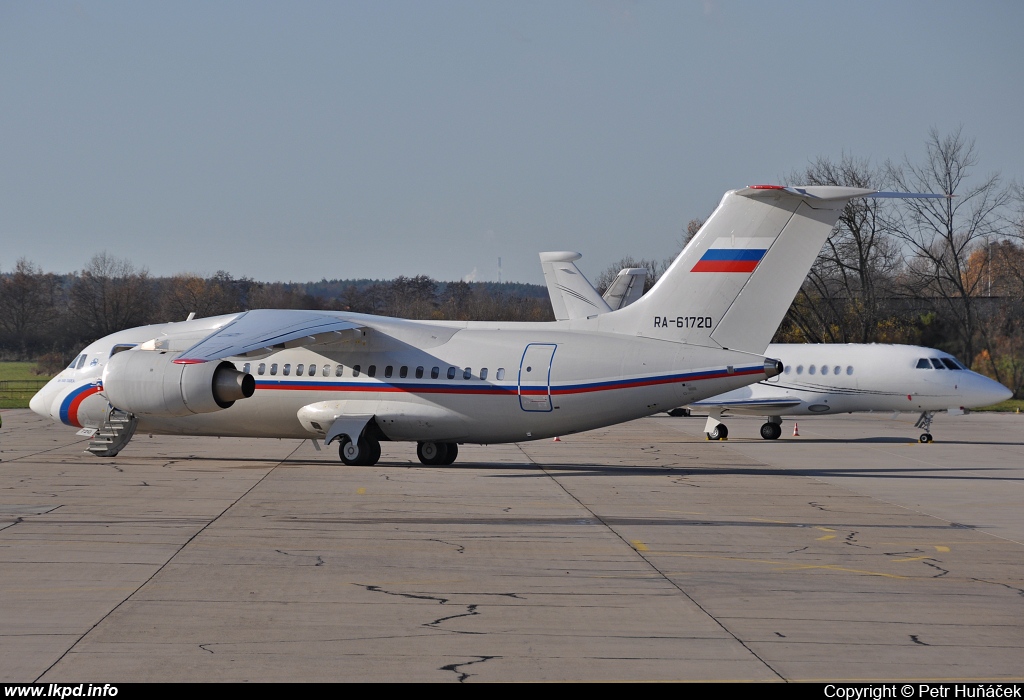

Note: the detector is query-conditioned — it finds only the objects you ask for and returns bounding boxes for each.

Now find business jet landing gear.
[417,441,459,465]
[704,411,728,440]
[914,411,935,443]
[339,435,381,466]
[759,419,783,440]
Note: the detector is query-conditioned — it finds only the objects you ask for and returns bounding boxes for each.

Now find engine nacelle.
[102,351,255,417]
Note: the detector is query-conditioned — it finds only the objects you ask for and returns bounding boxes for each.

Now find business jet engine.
[102,350,255,417]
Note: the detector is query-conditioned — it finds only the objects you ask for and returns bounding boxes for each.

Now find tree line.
[3,128,1022,396]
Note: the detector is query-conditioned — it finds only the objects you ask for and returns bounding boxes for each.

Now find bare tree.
[0,259,61,355]
[69,253,154,340]
[887,127,1013,365]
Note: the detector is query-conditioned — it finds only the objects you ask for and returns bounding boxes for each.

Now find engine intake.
[102,350,255,416]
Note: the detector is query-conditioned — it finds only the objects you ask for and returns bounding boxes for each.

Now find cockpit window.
[916,358,931,369]
[930,358,946,369]
[940,358,962,370]
[76,355,88,370]
[68,354,84,369]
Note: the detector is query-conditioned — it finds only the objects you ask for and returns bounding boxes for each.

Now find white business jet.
[31,185,920,465]
[537,258,1012,444]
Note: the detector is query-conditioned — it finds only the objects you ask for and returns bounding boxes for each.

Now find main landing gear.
[706,424,728,440]
[915,411,935,443]
[759,421,783,440]
[416,441,459,466]
[338,435,381,466]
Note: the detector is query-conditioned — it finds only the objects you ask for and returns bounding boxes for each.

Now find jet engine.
[102,350,255,417]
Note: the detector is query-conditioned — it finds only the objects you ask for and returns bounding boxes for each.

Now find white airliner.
[30,185,938,465]
[537,255,1012,444]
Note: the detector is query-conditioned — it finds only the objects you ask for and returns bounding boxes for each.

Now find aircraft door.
[519,343,557,412]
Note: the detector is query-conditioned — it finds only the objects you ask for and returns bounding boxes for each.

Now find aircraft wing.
[173,309,364,364]
[689,397,803,411]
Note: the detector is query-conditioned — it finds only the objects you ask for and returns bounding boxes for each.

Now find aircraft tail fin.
[601,185,933,353]
[602,267,648,310]
[539,252,611,321]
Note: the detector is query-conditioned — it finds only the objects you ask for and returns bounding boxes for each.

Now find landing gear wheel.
[339,436,380,466]
[439,443,458,465]
[760,422,782,440]
[417,441,449,466]
[707,424,728,441]
[919,433,933,444]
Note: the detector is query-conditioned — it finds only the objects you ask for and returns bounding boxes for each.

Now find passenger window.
[270,363,278,376]
[930,358,946,369]
[431,367,439,379]
[846,366,853,375]
[283,364,291,376]
[784,365,791,374]
[322,365,330,377]
[368,365,376,377]
[296,364,304,376]
[415,366,424,379]
[463,368,472,380]
[384,366,393,378]
[833,366,841,376]
[480,368,488,380]
[447,367,457,379]
[336,365,344,377]
[916,358,931,369]
[243,363,251,374]
[400,366,408,378]
[497,368,505,380]
[796,365,803,375]
[309,364,316,376]
[352,365,360,377]
[808,365,816,375]
[258,363,266,376]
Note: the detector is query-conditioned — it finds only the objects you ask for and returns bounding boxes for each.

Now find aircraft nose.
[970,373,1013,407]
[29,382,54,418]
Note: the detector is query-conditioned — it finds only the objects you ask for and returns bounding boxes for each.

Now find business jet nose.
[969,373,1013,408]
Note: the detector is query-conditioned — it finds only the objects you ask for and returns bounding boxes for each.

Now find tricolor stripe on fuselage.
[58,382,103,428]
[691,237,772,273]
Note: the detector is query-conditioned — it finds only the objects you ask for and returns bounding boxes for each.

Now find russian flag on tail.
[691,237,773,273]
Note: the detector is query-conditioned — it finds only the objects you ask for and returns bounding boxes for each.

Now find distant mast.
[498,257,502,284]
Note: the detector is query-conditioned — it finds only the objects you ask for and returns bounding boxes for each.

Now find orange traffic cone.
[792,422,800,437]
[553,436,561,442]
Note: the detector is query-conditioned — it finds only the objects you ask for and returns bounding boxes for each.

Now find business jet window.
[308,364,316,376]
[400,366,408,378]
[336,365,344,377]
[480,368,488,380]
[497,368,505,380]
[283,364,291,376]
[941,358,962,370]
[463,368,472,380]
[352,365,360,377]
[846,366,853,375]
[930,358,946,369]
[431,367,439,379]
[384,366,393,378]
[270,363,278,375]
[415,366,424,379]
[820,365,829,375]
[447,367,457,379]
[795,365,803,375]
[783,365,791,374]
[367,365,376,377]
[808,365,816,375]
[296,364,304,376]
[258,363,266,376]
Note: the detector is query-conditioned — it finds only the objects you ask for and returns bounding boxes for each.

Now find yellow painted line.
[892,556,930,562]
[815,527,836,532]
[935,545,950,552]
[356,487,366,495]
[816,535,836,541]
[631,540,649,552]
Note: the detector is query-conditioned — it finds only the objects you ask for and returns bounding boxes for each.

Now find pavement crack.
[910,634,929,646]
[440,655,498,682]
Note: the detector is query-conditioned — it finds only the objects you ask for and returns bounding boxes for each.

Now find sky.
[2,1,1022,287]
